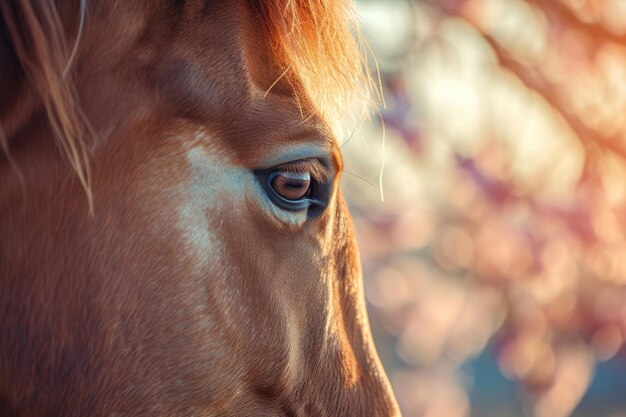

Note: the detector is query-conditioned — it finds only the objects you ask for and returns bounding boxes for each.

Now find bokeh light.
[343,0,626,416]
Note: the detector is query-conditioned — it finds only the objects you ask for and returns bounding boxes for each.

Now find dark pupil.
[272,172,311,200]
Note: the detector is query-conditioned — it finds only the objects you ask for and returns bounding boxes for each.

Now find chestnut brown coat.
[0,1,400,416]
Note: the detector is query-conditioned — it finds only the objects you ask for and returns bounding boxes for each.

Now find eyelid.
[274,158,330,184]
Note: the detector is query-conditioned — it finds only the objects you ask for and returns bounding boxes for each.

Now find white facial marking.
[179,141,250,268]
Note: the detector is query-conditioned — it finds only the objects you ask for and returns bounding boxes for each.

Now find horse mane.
[0,0,373,208]
[0,0,91,208]
[251,0,374,128]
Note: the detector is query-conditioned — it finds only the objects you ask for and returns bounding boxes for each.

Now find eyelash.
[274,160,328,184]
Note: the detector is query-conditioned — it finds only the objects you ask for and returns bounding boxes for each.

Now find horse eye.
[270,171,311,201]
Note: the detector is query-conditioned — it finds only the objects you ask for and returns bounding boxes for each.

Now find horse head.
[0,1,400,415]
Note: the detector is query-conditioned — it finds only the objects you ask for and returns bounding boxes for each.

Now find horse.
[0,0,400,415]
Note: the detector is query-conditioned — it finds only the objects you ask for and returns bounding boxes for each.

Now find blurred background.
[341,0,626,416]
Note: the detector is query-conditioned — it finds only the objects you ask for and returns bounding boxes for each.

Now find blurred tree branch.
[431,0,626,163]
[489,39,626,163]
[527,0,626,46]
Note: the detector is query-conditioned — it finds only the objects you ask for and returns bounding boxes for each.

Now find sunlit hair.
[1,0,91,209]
[252,0,377,133]
[1,0,375,208]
